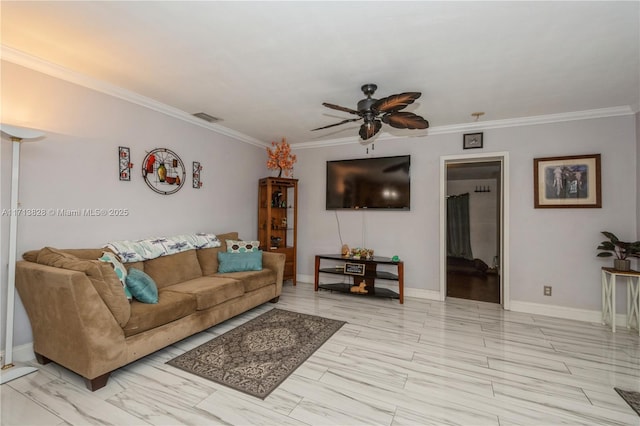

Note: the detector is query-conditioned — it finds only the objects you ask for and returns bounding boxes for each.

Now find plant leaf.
[601,231,619,243]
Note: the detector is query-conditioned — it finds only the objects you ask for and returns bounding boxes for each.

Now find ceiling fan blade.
[311,118,361,131]
[372,92,421,114]
[382,112,429,129]
[359,120,382,140]
[322,102,360,115]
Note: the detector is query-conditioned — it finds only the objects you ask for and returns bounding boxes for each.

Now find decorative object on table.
[141,148,186,195]
[271,190,282,207]
[166,309,345,399]
[344,262,366,276]
[192,161,203,188]
[311,84,429,142]
[596,231,640,272]
[266,137,296,177]
[614,388,640,417]
[392,255,400,262]
[341,244,350,257]
[0,123,45,385]
[350,282,368,294]
[118,146,133,181]
[270,236,282,248]
[533,154,601,208]
[350,247,374,259]
[463,132,483,149]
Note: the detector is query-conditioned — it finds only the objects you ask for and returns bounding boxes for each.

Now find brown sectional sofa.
[15,232,285,391]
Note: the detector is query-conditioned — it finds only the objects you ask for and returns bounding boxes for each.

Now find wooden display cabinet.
[258,177,298,285]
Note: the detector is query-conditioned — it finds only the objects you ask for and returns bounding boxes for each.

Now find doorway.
[439,153,510,308]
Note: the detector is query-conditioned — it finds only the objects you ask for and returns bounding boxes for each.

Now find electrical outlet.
[544,286,552,296]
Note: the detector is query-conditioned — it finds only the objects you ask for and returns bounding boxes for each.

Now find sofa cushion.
[163,276,244,310]
[34,247,131,327]
[196,232,238,275]
[216,269,277,293]
[143,250,203,289]
[125,268,158,304]
[123,289,197,337]
[217,251,262,273]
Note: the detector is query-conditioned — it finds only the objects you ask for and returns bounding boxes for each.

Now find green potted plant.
[596,231,640,271]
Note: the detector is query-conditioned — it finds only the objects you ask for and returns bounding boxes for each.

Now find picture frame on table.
[533,153,601,208]
[463,132,483,149]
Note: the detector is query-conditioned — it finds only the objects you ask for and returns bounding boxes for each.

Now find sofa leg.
[85,373,110,391]
[34,352,52,365]
[269,296,280,303]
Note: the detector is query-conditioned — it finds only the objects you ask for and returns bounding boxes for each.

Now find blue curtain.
[447,193,473,259]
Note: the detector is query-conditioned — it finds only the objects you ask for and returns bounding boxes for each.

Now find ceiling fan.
[312,84,429,141]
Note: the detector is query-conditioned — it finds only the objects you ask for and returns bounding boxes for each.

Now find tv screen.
[326,155,411,210]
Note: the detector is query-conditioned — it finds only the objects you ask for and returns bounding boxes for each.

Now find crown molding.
[1,45,268,148]
[294,105,635,148]
[3,45,634,151]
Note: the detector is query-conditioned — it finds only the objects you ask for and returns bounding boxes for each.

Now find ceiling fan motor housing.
[358,97,378,114]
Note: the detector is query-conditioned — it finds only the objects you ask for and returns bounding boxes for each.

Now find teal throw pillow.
[217,251,263,273]
[125,268,159,304]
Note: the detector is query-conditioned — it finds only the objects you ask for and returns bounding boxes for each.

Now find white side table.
[601,267,640,335]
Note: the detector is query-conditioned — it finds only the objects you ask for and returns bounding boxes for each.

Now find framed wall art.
[533,153,601,208]
[141,148,186,195]
[463,132,483,149]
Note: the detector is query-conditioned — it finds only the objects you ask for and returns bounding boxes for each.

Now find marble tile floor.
[2,283,639,426]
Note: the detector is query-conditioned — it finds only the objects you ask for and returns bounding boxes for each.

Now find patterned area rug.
[615,388,640,416]
[166,308,346,399]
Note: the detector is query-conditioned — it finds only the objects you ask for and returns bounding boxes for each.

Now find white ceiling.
[2,1,639,146]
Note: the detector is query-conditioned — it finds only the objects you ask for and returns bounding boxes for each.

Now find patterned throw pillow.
[98,251,132,300]
[226,239,260,253]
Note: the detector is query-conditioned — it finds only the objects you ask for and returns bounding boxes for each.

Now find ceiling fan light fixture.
[312,84,429,141]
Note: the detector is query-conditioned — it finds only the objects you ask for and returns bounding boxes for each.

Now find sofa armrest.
[262,252,286,296]
[15,261,127,379]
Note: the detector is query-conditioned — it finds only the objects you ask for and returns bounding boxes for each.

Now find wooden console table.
[314,254,404,304]
[601,267,640,335]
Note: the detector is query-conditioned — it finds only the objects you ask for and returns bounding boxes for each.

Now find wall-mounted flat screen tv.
[326,155,411,210]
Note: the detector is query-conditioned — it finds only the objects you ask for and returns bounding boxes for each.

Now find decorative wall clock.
[141,148,186,195]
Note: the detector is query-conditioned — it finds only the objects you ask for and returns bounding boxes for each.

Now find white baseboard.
[298,274,629,325]
[509,300,628,325]
[0,342,35,365]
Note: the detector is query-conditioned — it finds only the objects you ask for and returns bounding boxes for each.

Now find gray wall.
[294,116,637,312]
[1,61,267,348]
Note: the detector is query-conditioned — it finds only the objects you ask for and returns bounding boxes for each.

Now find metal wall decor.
[141,148,186,195]
[193,161,203,188]
[118,146,133,181]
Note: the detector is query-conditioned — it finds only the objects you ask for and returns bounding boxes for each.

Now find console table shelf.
[314,254,404,304]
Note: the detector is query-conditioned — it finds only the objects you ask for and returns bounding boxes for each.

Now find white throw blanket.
[105,233,221,263]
